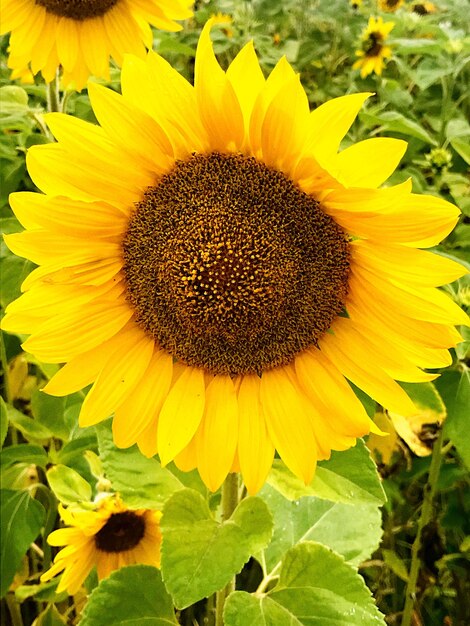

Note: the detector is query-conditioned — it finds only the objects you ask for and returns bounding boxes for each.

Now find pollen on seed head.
[35,0,118,20]
[123,152,350,376]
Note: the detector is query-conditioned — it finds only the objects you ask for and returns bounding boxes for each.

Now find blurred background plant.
[1,1,469,625]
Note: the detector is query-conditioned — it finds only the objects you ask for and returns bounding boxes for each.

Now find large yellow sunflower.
[0,0,193,89]
[41,495,162,594]
[353,16,395,78]
[2,21,467,494]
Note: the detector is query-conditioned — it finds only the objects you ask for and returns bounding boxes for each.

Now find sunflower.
[379,0,404,12]
[2,20,467,495]
[40,495,162,594]
[0,0,193,90]
[353,16,395,78]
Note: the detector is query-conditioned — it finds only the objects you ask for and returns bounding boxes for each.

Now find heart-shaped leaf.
[160,488,273,608]
[224,542,385,625]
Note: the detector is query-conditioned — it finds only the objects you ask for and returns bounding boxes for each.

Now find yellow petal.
[237,374,275,495]
[196,375,239,491]
[157,365,205,465]
[335,137,407,188]
[195,20,244,151]
[305,93,372,166]
[351,240,467,287]
[295,348,373,437]
[319,330,417,416]
[113,349,173,448]
[79,328,154,427]
[260,367,317,484]
[88,82,174,171]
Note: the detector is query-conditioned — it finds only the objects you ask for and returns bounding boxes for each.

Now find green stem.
[6,594,24,626]
[401,426,446,626]
[46,71,61,113]
[0,331,12,405]
[214,473,240,626]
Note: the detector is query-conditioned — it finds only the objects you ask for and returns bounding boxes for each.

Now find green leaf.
[450,138,470,165]
[15,578,67,603]
[436,368,470,468]
[0,443,48,469]
[4,402,53,442]
[80,565,178,626]
[267,440,385,505]
[32,605,67,626]
[0,397,8,448]
[0,256,35,309]
[382,549,409,582]
[224,543,385,626]
[0,489,45,597]
[31,391,68,440]
[46,464,92,504]
[161,489,273,608]
[260,485,382,570]
[360,111,436,145]
[96,420,184,509]
[392,38,441,56]
[0,85,29,109]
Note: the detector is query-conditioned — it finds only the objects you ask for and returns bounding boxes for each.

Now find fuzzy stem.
[214,473,239,626]
[46,71,61,113]
[401,426,446,626]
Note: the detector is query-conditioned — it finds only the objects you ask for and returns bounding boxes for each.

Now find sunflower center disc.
[94,511,145,553]
[35,0,118,20]
[123,152,350,376]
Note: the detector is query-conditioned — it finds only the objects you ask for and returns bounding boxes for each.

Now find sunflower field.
[0,0,469,625]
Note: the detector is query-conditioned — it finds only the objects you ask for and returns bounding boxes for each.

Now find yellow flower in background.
[350,0,363,9]
[41,496,162,594]
[353,16,395,77]
[0,0,193,90]
[412,1,437,14]
[379,0,404,12]
[2,20,468,494]
[211,11,234,38]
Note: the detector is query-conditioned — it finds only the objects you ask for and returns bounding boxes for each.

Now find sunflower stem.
[46,71,61,113]
[401,425,446,626]
[214,473,239,626]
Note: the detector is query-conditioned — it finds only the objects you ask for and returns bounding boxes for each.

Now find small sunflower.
[412,2,437,14]
[41,495,162,594]
[0,0,193,90]
[2,21,467,494]
[379,0,404,12]
[350,0,363,9]
[353,16,395,77]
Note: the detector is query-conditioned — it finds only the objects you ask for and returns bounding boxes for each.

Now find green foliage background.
[1,1,469,625]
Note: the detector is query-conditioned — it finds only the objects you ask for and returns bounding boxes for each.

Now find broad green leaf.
[0,256,35,309]
[392,38,441,56]
[161,489,273,608]
[15,578,67,603]
[0,489,45,597]
[360,111,436,145]
[31,391,68,440]
[96,421,184,508]
[267,440,385,505]
[224,543,385,625]
[436,368,470,468]
[80,565,178,626]
[32,605,67,626]
[0,85,29,109]
[0,397,8,448]
[0,443,48,469]
[46,464,92,504]
[4,402,53,442]
[260,485,382,570]
[412,59,454,91]
[382,549,409,582]
[450,138,470,165]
